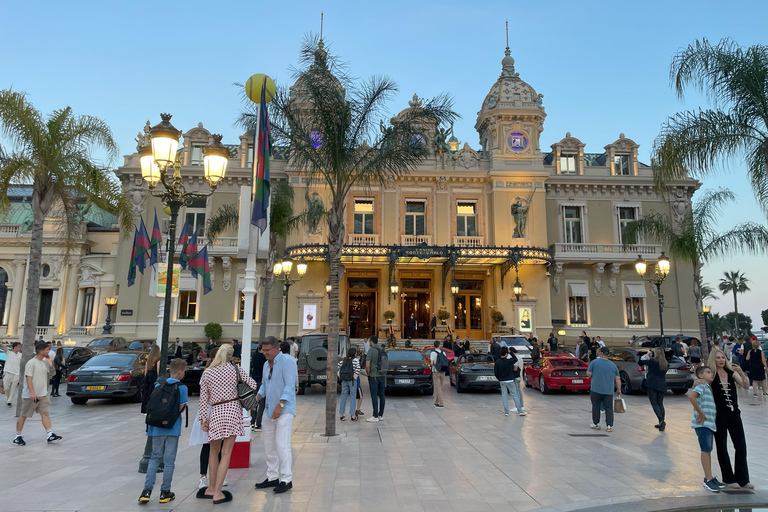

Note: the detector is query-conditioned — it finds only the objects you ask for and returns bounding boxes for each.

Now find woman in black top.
[744,340,767,398]
[51,347,65,397]
[638,347,668,431]
[708,348,752,489]
[141,344,161,414]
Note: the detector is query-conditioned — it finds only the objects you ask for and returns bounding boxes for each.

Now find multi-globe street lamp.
[635,252,671,336]
[273,258,307,341]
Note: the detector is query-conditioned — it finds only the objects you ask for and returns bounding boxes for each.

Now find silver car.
[493,336,533,366]
[607,347,693,395]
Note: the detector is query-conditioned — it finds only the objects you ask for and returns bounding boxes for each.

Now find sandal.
[340,415,345,421]
[213,490,233,504]
[196,487,213,499]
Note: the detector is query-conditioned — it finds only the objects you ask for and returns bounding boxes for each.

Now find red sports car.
[524,356,591,394]
[423,347,455,364]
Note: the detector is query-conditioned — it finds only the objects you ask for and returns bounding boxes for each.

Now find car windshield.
[387,351,425,362]
[82,354,136,367]
[500,337,530,347]
[300,336,349,354]
[62,348,74,357]
[87,339,113,347]
[127,341,145,350]
[551,359,583,367]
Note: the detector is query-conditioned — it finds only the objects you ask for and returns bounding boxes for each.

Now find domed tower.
[289,39,346,106]
[475,45,546,167]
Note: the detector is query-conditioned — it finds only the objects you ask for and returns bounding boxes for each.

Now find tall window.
[456,202,478,236]
[179,290,197,320]
[618,206,638,244]
[185,199,207,237]
[614,155,630,176]
[80,287,95,326]
[353,199,374,234]
[238,291,258,321]
[190,145,205,165]
[404,201,426,236]
[38,289,53,326]
[560,154,577,175]
[247,146,254,166]
[563,206,583,244]
[567,283,589,325]
[626,297,645,325]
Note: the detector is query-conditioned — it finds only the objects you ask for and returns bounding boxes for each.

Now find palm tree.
[0,90,132,414]
[718,271,750,337]
[699,278,719,302]
[653,38,768,209]
[622,188,768,354]
[206,181,321,342]
[708,312,731,339]
[241,36,457,436]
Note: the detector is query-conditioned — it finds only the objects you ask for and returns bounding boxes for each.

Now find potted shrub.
[490,310,504,330]
[204,322,222,341]
[437,309,450,325]
[383,310,395,323]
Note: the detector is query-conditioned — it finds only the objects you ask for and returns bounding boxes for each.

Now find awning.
[568,283,589,297]
[625,284,647,298]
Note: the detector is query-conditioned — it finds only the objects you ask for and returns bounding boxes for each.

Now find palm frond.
[701,222,768,262]
[206,203,240,243]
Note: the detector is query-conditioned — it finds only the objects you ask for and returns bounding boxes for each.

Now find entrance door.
[348,293,376,339]
[402,292,430,338]
[453,280,484,339]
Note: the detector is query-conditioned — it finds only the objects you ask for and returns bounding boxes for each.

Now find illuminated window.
[353,199,374,234]
[238,291,258,321]
[179,290,197,320]
[560,154,577,175]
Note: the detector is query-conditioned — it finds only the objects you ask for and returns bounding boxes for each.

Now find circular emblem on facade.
[506,132,528,151]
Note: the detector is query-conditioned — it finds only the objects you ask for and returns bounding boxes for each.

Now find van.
[297,334,349,395]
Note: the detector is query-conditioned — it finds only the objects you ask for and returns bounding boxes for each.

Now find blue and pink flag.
[250,76,271,233]
[188,245,212,295]
[127,228,138,286]
[135,217,150,274]
[150,209,162,267]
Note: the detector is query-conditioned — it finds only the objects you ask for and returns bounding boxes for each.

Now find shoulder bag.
[234,362,259,410]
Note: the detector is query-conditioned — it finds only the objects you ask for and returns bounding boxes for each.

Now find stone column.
[64,262,79,332]
[91,285,101,326]
[7,258,26,336]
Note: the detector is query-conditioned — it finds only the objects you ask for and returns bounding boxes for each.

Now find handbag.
[614,396,626,413]
[234,363,259,410]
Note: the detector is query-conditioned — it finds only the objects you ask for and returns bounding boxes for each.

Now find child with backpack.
[338,347,362,421]
[139,358,188,504]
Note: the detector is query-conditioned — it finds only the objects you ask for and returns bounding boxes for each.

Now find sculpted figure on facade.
[221,256,231,291]
[452,143,480,170]
[510,188,536,238]
[433,122,453,154]
[134,121,151,151]
[305,191,324,235]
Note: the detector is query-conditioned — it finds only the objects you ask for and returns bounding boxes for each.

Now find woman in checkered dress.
[198,344,258,503]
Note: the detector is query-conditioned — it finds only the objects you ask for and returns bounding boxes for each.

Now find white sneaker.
[590,423,601,430]
[518,411,527,416]
[606,426,613,432]
[378,416,384,421]
[510,408,517,413]
[366,417,379,423]
[198,477,208,489]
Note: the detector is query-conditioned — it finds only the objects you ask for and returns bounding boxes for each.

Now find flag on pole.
[188,245,212,295]
[250,76,271,232]
[150,209,162,267]
[180,232,198,271]
[135,217,151,274]
[177,218,190,269]
[127,228,138,286]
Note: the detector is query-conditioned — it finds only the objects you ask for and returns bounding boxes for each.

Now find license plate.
[572,379,584,384]
[86,385,105,391]
[315,375,327,380]
[667,369,678,375]
[477,376,497,381]
[395,378,414,385]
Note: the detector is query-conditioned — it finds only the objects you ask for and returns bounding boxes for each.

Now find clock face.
[507,132,528,151]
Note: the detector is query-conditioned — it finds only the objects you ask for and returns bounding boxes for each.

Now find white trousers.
[4,373,19,405]
[262,412,294,483]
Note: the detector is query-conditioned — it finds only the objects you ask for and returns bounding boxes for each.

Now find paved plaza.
[1,380,768,512]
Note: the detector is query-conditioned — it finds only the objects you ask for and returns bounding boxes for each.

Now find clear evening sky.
[1,0,766,330]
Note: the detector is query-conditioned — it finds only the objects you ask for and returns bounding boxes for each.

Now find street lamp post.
[273,258,307,341]
[102,296,118,334]
[702,304,712,338]
[139,114,229,381]
[635,252,671,337]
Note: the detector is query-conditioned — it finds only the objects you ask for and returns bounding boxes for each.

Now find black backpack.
[145,381,186,429]
[339,359,355,381]
[375,347,389,373]
[435,350,450,373]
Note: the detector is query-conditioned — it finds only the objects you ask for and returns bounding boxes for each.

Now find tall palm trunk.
[257,234,278,342]
[732,290,740,336]
[692,263,709,359]
[16,194,50,415]
[325,204,344,437]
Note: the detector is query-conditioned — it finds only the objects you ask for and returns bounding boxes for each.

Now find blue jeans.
[144,435,179,491]
[339,379,356,415]
[368,376,386,417]
[500,380,524,413]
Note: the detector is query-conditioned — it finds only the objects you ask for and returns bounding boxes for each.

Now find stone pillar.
[91,286,101,326]
[7,258,26,336]
[65,262,79,332]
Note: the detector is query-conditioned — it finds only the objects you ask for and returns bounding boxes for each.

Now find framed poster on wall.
[302,303,317,331]
[518,307,532,333]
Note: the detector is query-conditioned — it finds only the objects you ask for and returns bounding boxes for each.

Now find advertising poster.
[156,263,180,298]
[518,307,532,333]
[303,304,317,331]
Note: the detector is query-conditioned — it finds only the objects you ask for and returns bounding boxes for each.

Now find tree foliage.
[723,312,752,336]
[719,270,751,337]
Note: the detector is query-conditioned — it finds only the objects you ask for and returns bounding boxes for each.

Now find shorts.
[695,427,714,452]
[356,377,363,399]
[21,395,50,418]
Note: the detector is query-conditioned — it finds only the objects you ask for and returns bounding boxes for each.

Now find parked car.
[524,356,591,394]
[60,347,95,376]
[449,353,499,393]
[492,336,533,366]
[86,336,129,354]
[628,335,701,349]
[182,361,205,395]
[297,334,350,395]
[167,342,201,365]
[607,347,693,395]
[385,348,433,395]
[66,351,146,404]
[423,347,455,365]
[125,340,154,352]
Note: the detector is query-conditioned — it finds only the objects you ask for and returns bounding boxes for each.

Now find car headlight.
[460,367,470,373]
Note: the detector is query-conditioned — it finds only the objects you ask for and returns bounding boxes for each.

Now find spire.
[314,12,327,64]
[500,21,518,78]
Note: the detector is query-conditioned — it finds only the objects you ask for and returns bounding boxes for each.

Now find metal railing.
[400,235,432,246]
[347,234,379,246]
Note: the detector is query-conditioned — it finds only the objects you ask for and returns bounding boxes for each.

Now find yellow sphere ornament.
[163,205,172,216]
[245,74,276,104]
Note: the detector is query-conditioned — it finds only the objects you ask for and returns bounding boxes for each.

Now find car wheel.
[620,372,634,395]
[524,374,532,388]
[71,397,88,405]
[456,380,465,393]
[297,385,306,396]
[539,376,550,394]
[671,388,686,395]
[423,386,434,396]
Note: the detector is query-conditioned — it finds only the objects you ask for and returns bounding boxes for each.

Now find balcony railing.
[175,236,238,255]
[69,326,90,336]
[0,224,20,237]
[347,234,379,246]
[453,236,484,248]
[400,235,432,246]
[551,243,662,262]
[36,327,51,338]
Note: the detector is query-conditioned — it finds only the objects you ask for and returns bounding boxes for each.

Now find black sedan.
[66,351,146,404]
[385,348,434,396]
[449,354,499,393]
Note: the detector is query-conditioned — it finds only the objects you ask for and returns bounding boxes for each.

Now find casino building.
[0,44,701,345]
